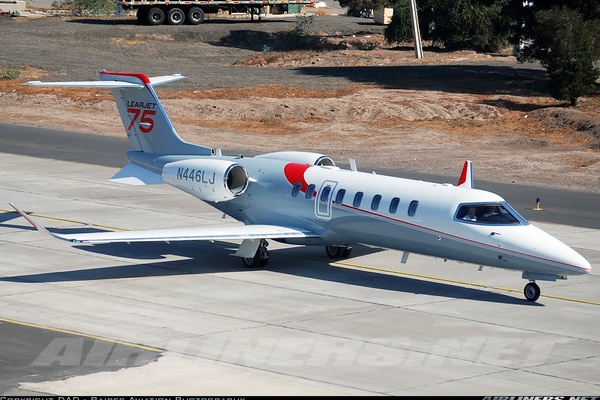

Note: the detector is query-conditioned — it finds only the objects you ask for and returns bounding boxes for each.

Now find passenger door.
[316,180,337,220]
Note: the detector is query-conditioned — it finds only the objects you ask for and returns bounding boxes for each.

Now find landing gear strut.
[524,281,541,302]
[325,245,353,259]
[242,239,269,268]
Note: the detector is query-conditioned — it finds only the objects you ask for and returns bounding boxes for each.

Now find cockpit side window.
[455,202,526,225]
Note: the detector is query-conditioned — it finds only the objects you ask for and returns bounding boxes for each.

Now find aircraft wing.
[9,203,318,244]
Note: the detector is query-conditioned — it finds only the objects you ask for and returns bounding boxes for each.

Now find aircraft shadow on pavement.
[0,212,22,225]
[1,239,533,306]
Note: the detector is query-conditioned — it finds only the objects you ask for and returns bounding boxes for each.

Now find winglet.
[457,160,473,189]
[8,203,71,242]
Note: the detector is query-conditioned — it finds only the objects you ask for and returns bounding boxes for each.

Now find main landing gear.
[524,281,541,302]
[242,239,269,268]
[325,245,353,259]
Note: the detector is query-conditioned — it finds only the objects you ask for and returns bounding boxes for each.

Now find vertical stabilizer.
[23,71,214,156]
[99,71,212,155]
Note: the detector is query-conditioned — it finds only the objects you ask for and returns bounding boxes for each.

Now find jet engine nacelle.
[256,151,336,167]
[162,159,249,202]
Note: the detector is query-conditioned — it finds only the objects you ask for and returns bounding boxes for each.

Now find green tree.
[516,2,600,106]
[426,0,513,52]
[337,0,388,17]
[383,0,412,44]
[384,0,514,52]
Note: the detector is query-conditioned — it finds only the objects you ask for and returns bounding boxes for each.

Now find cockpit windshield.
[455,202,528,225]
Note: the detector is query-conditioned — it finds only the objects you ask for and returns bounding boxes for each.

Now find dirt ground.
[1,11,599,192]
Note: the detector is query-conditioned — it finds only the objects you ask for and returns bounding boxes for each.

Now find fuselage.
[203,155,591,279]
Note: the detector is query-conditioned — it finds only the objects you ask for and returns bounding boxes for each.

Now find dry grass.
[2,65,598,152]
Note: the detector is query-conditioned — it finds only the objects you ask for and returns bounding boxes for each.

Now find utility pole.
[409,0,423,58]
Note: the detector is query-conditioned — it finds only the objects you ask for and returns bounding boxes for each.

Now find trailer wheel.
[167,8,185,25]
[187,7,204,25]
[136,8,148,23]
[146,7,165,25]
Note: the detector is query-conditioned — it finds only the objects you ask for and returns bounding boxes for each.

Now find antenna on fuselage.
[349,158,358,172]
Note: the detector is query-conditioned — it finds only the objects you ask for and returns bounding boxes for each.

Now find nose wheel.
[524,281,541,302]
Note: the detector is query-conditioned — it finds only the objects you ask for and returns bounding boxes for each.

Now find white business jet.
[10,71,591,302]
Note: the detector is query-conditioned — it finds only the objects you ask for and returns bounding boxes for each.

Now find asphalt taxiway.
[1,128,599,395]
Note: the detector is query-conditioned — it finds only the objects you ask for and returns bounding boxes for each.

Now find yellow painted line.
[333,260,600,306]
[0,316,164,353]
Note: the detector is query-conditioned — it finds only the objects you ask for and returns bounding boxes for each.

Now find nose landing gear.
[524,281,541,302]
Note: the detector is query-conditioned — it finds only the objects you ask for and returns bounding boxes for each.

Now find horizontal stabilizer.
[22,80,145,89]
[148,74,187,86]
[110,163,164,185]
[22,74,186,89]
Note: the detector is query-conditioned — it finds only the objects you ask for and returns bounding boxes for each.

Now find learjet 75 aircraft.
[10,71,592,302]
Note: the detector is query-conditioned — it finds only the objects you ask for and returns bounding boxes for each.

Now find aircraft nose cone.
[515,225,592,275]
[553,239,591,275]
[572,250,592,274]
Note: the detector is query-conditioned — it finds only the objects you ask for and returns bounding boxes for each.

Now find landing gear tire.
[342,247,353,258]
[242,239,269,268]
[524,281,541,302]
[325,245,352,259]
[167,8,185,25]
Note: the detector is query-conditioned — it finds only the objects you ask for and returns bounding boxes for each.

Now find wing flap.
[9,204,318,244]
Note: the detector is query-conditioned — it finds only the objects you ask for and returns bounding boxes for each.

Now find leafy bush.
[0,69,21,80]
[51,0,115,16]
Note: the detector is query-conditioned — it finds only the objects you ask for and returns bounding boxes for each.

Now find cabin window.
[408,200,419,216]
[455,202,525,225]
[335,189,346,204]
[389,197,400,214]
[371,194,382,210]
[353,192,364,208]
[291,182,301,197]
[320,186,332,203]
[306,184,316,200]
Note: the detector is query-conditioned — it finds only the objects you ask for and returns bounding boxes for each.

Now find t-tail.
[23,71,213,156]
